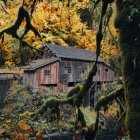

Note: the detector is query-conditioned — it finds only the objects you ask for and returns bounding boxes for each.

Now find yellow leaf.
[20,111,33,117]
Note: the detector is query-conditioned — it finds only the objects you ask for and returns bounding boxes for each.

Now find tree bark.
[115,1,140,139]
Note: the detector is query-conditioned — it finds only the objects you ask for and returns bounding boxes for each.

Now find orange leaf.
[23,136,29,140]
[37,133,43,140]
[19,122,30,131]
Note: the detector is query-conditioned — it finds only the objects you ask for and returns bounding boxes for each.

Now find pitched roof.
[44,43,104,63]
[23,57,59,71]
[23,44,114,71]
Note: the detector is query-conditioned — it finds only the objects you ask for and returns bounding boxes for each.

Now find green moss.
[95,86,124,111]
[77,108,86,127]
[116,1,140,139]
[82,127,88,134]
[67,84,81,98]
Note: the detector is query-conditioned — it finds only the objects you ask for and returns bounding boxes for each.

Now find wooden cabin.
[23,43,115,92]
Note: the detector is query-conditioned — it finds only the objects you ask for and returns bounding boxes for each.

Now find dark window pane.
[105,68,108,72]
[44,70,51,75]
[68,67,71,73]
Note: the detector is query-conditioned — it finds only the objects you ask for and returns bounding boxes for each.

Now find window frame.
[44,67,51,76]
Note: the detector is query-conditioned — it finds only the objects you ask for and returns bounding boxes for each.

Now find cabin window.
[44,68,51,76]
[105,68,108,72]
[64,66,71,74]
[44,70,51,75]
[79,66,87,73]
[82,67,85,73]
[68,66,71,73]
[64,67,67,74]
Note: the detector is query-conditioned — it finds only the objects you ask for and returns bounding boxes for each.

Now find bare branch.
[31,0,38,16]
[0,6,41,41]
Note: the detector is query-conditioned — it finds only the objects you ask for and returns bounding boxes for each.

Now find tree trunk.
[115,1,140,139]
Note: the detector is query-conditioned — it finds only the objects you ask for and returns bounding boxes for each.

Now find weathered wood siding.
[23,60,114,92]
[23,62,59,92]
[23,72,36,91]
[93,63,114,82]
[58,60,114,92]
[59,60,114,83]
[36,62,59,85]
[59,60,89,83]
[0,73,13,80]
[44,48,55,58]
[59,60,90,92]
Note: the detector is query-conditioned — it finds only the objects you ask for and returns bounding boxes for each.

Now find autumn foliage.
[0,0,118,67]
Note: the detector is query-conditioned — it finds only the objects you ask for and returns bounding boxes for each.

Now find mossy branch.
[32,85,80,121]
[77,108,87,127]
[87,86,124,140]
[35,65,96,119]
[0,5,41,64]
[76,64,97,105]
[32,64,98,121]
[82,111,99,140]
[95,86,124,111]
[115,97,126,122]
[67,84,81,98]
[92,0,101,10]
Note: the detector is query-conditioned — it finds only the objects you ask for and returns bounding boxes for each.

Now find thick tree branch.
[77,107,87,127]
[31,0,38,16]
[82,111,99,140]
[115,97,126,122]
[32,63,97,121]
[0,6,41,41]
[95,86,124,111]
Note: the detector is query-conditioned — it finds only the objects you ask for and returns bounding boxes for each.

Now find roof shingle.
[44,43,104,63]
[23,57,59,71]
[23,44,114,71]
